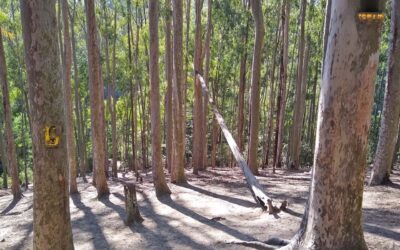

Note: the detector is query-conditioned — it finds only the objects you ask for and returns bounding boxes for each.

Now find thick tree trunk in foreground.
[287,0,307,170]
[370,0,400,186]
[171,0,186,183]
[61,0,78,194]
[20,0,74,248]
[283,1,385,249]
[192,0,204,174]
[149,0,171,197]
[165,0,173,173]
[85,0,109,197]
[247,0,265,175]
[0,28,21,200]
[110,9,118,178]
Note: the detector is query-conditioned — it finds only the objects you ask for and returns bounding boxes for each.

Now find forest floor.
[0,166,399,250]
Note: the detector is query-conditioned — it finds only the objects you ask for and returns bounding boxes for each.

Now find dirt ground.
[0,167,399,250]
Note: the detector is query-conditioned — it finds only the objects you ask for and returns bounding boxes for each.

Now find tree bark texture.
[85,0,109,197]
[247,0,265,175]
[171,0,186,183]
[370,0,400,186]
[164,0,173,173]
[273,1,289,171]
[192,0,204,174]
[284,1,385,249]
[287,0,307,170]
[149,0,171,197]
[20,0,74,248]
[61,0,78,194]
[0,28,21,200]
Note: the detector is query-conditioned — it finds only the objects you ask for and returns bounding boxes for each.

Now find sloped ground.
[0,167,399,250]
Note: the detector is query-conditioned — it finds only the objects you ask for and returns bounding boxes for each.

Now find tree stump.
[123,181,143,225]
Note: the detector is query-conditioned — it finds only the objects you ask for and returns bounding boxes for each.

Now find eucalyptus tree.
[20,0,74,248]
[0,28,21,200]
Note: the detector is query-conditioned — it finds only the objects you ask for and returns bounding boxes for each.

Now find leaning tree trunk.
[171,0,186,183]
[283,1,386,249]
[0,28,21,200]
[20,0,74,248]
[149,0,171,197]
[370,0,400,186]
[61,0,78,194]
[85,0,109,197]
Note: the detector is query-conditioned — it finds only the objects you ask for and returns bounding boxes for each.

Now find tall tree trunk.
[237,2,249,153]
[171,0,186,183]
[85,0,109,197]
[20,0,74,248]
[370,0,400,185]
[287,0,307,170]
[273,1,290,172]
[247,0,265,175]
[202,0,212,170]
[0,28,21,200]
[263,22,281,168]
[110,7,118,178]
[192,0,204,174]
[284,1,385,249]
[71,0,87,181]
[61,0,78,194]
[164,0,174,173]
[149,0,172,197]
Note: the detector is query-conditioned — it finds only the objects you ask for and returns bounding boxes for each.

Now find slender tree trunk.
[85,0,109,197]
[70,0,87,181]
[0,129,7,189]
[237,3,249,153]
[287,0,307,170]
[171,0,186,183]
[20,0,74,248]
[61,0,78,194]
[110,7,118,178]
[263,22,281,168]
[201,0,212,170]
[164,0,173,173]
[192,0,204,174]
[273,1,290,172]
[0,28,21,200]
[247,0,265,175]
[149,0,171,196]
[284,1,385,249]
[370,0,400,185]
[391,125,400,170]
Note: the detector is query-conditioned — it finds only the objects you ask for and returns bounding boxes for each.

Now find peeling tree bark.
[283,1,386,249]
[370,0,400,186]
[20,0,74,248]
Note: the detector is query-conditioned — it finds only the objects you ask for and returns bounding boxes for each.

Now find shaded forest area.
[0,0,399,249]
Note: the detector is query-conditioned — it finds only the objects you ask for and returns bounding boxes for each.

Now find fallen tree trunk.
[197,73,284,211]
